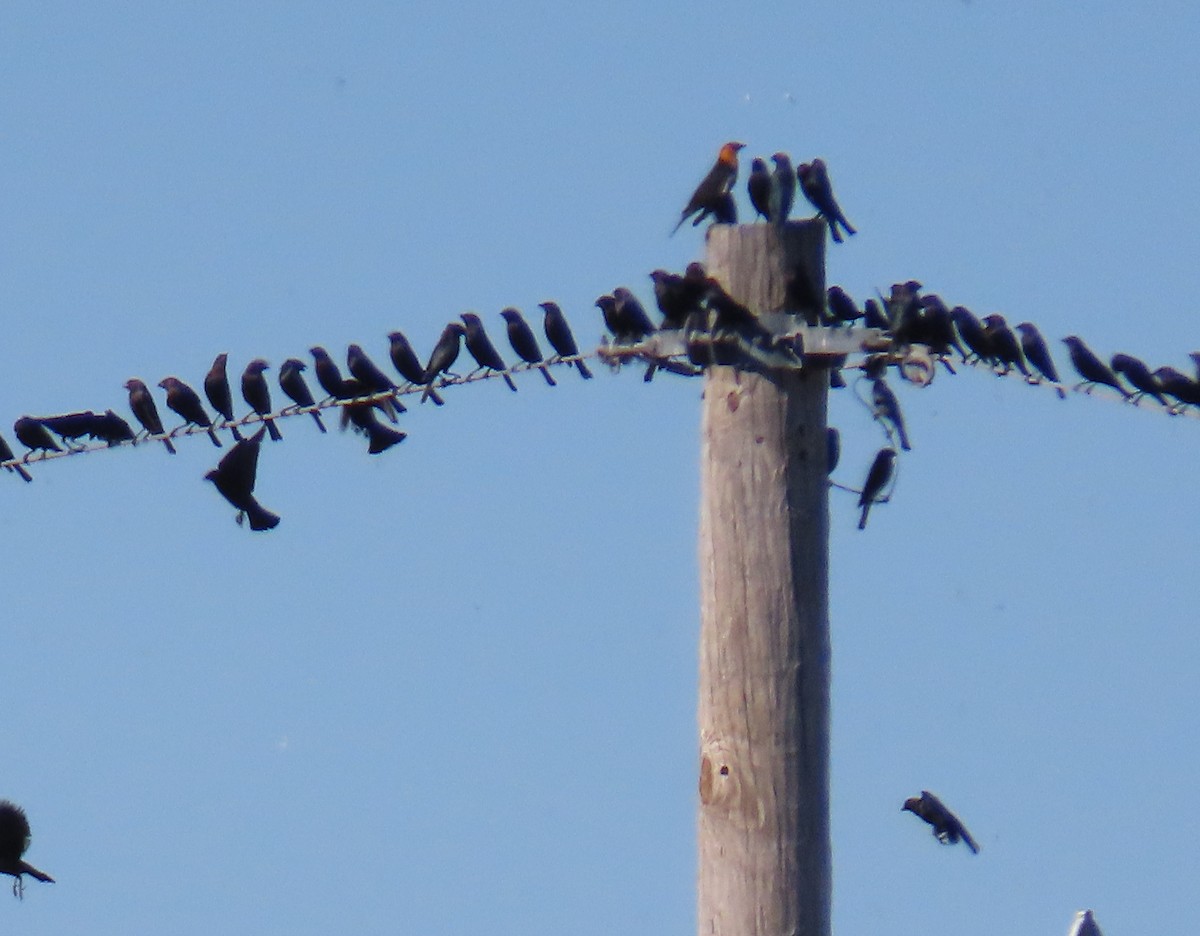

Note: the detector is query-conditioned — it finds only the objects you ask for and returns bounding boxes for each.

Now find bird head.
[719,141,746,164]
[537,301,559,314]
[460,312,482,327]
[499,308,520,322]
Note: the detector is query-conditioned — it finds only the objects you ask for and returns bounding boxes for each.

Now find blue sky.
[1,3,1195,933]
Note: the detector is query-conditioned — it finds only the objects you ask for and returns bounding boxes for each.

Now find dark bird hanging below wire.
[278,358,326,432]
[1111,353,1170,407]
[0,800,54,899]
[770,152,795,224]
[461,312,517,391]
[797,158,856,243]
[858,448,896,530]
[341,379,408,454]
[204,426,279,531]
[540,302,592,379]
[0,433,33,482]
[1015,322,1062,393]
[241,359,283,440]
[347,343,405,419]
[500,308,556,386]
[672,141,745,234]
[982,313,1030,377]
[388,330,445,405]
[89,409,137,447]
[421,321,467,402]
[747,157,773,221]
[902,790,979,854]
[871,378,911,451]
[204,352,242,441]
[1062,336,1130,398]
[14,417,62,456]
[124,378,176,453]
[159,376,222,447]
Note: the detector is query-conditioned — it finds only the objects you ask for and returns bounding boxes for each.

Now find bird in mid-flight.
[0,800,54,899]
[205,427,280,531]
[902,790,979,854]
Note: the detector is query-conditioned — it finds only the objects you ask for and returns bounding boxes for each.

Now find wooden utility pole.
[697,221,830,936]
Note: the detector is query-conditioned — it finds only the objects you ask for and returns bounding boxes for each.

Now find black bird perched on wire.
[1015,322,1062,393]
[1062,336,1130,398]
[902,790,979,854]
[1153,366,1200,409]
[89,409,137,447]
[388,331,445,405]
[858,448,896,530]
[863,298,890,331]
[341,379,408,454]
[278,358,326,432]
[612,288,657,341]
[0,433,33,482]
[14,417,62,456]
[499,308,556,386]
[539,302,592,379]
[0,801,53,898]
[797,158,856,243]
[871,378,911,451]
[124,378,176,453]
[204,352,242,441]
[461,312,517,391]
[672,141,745,234]
[421,321,467,402]
[38,411,101,448]
[982,314,1030,377]
[1111,353,1170,407]
[308,346,351,400]
[347,343,405,419]
[159,376,222,447]
[240,359,283,440]
[747,157,773,221]
[950,306,992,364]
[205,427,279,531]
[770,152,796,224]
[650,263,708,330]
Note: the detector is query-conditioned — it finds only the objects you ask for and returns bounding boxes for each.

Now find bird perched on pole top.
[671,141,745,235]
[747,157,774,222]
[769,152,795,224]
[1067,909,1103,936]
[0,800,54,898]
[902,790,979,853]
[797,158,856,243]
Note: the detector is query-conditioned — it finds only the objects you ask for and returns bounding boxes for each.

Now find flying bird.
[205,427,280,531]
[1062,337,1130,399]
[461,312,516,391]
[204,352,242,441]
[125,378,176,453]
[388,330,445,405]
[671,141,745,234]
[278,358,327,432]
[747,157,773,221]
[540,301,592,379]
[241,359,283,440]
[341,379,408,454]
[902,790,979,854]
[500,308,556,386]
[770,152,796,223]
[797,158,856,243]
[0,800,54,898]
[159,376,222,447]
[858,448,896,530]
[0,433,33,482]
[421,321,467,402]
